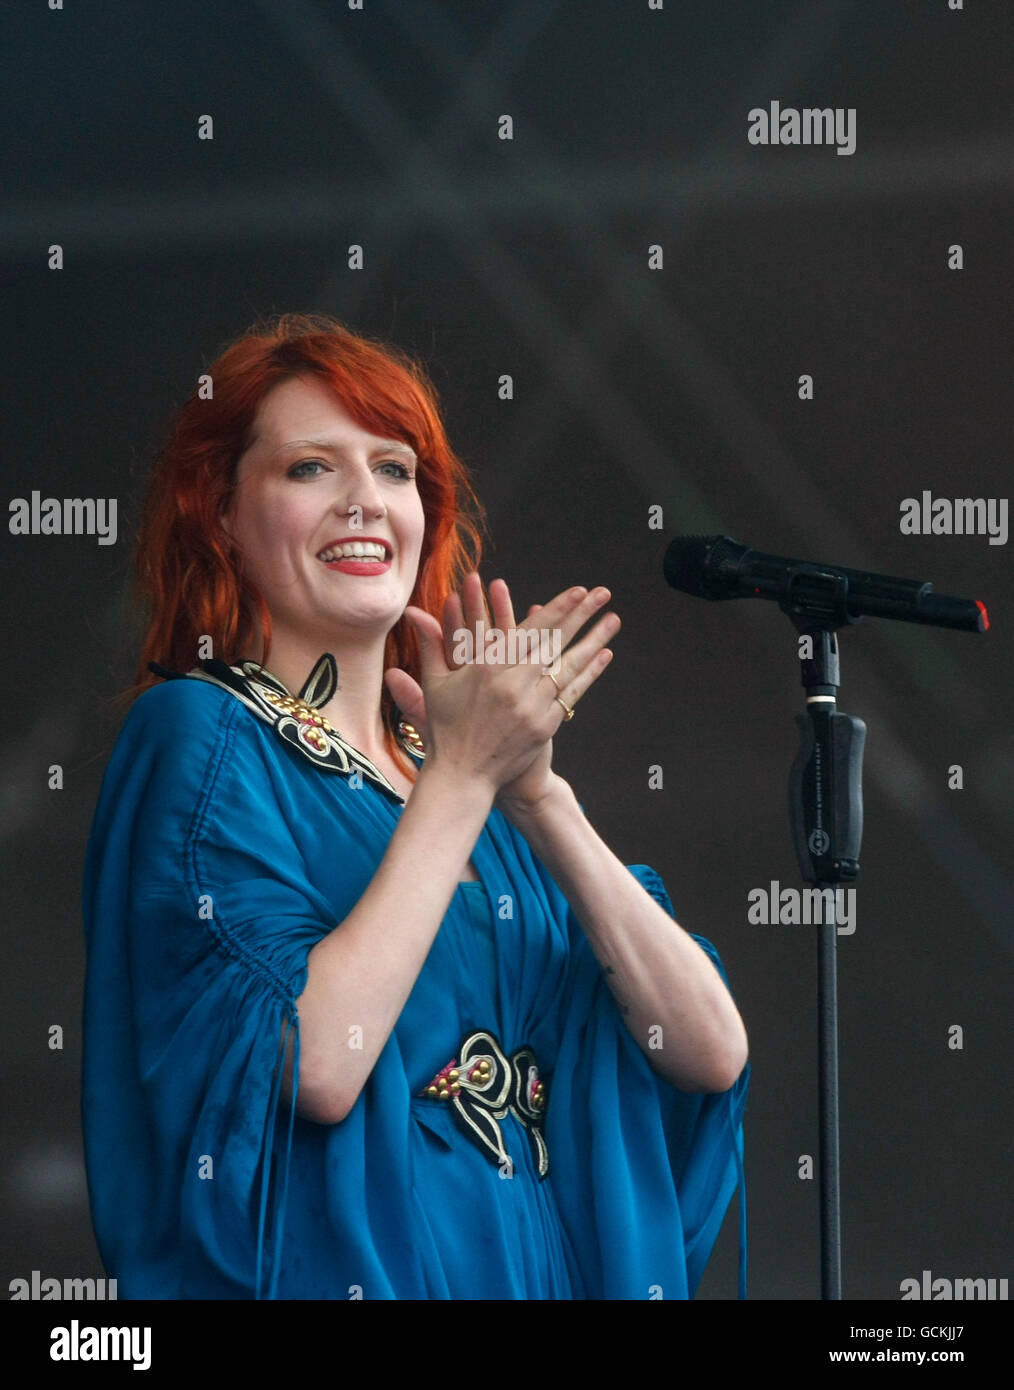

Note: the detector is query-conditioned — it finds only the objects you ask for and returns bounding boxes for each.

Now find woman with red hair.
[81,313,749,1300]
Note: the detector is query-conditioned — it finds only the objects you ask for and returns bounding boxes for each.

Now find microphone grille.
[664,534,738,596]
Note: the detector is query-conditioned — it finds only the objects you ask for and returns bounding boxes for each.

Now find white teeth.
[318,542,388,562]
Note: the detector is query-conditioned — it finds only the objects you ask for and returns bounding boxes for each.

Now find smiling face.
[223,374,426,651]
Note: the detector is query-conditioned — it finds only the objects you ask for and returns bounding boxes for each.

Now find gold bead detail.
[398,720,426,753]
[262,689,335,734]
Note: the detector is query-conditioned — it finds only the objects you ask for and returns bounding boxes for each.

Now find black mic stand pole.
[782,572,866,1300]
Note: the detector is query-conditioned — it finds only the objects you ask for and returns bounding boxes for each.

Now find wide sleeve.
[535,854,750,1300]
[626,864,749,1298]
[81,679,335,1299]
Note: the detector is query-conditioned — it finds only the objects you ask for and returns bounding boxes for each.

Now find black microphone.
[663,535,988,632]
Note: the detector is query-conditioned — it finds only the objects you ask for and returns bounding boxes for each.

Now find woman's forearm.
[284,758,495,1124]
[501,774,749,1093]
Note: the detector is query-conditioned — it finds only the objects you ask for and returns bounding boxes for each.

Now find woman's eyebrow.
[271,437,417,461]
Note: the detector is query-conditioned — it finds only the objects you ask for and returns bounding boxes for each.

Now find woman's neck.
[246,628,391,758]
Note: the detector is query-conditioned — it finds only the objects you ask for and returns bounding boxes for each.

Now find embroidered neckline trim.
[147,652,424,803]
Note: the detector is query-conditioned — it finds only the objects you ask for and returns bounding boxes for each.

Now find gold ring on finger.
[543,668,562,692]
[554,695,575,722]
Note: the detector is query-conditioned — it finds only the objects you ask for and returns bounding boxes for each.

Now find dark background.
[2,0,1011,1301]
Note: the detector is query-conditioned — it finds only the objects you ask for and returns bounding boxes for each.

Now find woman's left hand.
[386,573,618,816]
[487,596,558,816]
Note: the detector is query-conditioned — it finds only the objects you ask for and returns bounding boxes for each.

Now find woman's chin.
[303,603,406,638]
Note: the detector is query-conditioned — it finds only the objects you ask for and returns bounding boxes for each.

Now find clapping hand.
[385,574,619,815]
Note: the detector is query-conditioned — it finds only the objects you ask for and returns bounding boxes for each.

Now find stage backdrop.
[3,0,1011,1302]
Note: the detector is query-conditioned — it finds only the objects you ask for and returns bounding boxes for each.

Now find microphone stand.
[664,535,987,1296]
[782,573,866,1300]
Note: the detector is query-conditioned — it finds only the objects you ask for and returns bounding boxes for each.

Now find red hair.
[124,312,487,779]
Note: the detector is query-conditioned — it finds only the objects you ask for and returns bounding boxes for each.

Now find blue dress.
[81,654,749,1300]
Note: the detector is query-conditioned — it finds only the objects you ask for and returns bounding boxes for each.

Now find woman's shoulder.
[121,674,238,748]
[96,675,286,834]
[111,674,297,796]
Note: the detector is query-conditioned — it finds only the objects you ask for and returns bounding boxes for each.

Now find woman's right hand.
[385,576,617,796]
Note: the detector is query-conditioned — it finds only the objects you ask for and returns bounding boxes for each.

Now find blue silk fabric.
[81,676,749,1299]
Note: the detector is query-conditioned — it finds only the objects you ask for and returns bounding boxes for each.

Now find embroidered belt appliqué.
[418,1029,549,1180]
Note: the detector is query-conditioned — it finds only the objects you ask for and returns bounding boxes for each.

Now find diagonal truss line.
[307,0,566,325]
[392,0,861,519]
[272,0,906,556]
[246,0,690,501]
